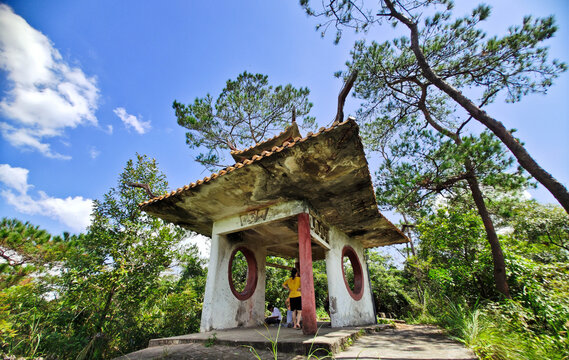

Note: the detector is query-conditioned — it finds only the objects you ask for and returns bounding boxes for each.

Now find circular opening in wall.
[343,256,355,290]
[228,246,258,301]
[342,246,364,301]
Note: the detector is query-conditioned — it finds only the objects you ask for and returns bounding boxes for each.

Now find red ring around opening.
[341,245,364,301]
[228,246,258,301]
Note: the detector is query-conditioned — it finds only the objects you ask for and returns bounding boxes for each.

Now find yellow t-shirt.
[283,277,301,298]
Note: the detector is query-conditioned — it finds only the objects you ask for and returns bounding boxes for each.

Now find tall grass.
[432,300,569,360]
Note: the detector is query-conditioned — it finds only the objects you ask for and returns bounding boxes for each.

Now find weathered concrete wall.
[201,200,311,332]
[326,226,375,327]
[200,230,266,332]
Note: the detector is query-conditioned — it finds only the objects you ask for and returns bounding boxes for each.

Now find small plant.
[160,346,170,359]
[244,323,281,360]
[377,317,394,325]
[244,324,334,360]
[204,332,217,347]
[305,327,334,360]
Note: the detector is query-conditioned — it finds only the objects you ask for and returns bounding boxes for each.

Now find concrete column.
[298,212,317,335]
[200,232,225,332]
[200,231,266,332]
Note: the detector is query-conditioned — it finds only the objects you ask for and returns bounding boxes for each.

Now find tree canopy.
[174,71,316,170]
[300,0,569,213]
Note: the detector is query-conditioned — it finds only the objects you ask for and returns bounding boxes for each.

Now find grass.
[243,323,282,360]
[204,332,217,347]
[428,300,569,360]
[243,323,334,360]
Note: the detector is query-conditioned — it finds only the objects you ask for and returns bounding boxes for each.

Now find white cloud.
[0,163,30,194]
[113,107,151,134]
[0,164,92,232]
[0,4,99,159]
[106,124,113,134]
[89,146,100,159]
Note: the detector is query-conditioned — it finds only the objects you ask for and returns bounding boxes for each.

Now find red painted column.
[298,212,317,335]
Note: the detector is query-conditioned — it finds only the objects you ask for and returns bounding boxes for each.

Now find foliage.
[0,218,76,358]
[317,2,535,300]
[416,208,496,301]
[398,200,569,359]
[0,218,69,289]
[366,251,414,317]
[174,71,316,170]
[372,126,529,218]
[263,256,294,310]
[312,260,329,310]
[51,154,186,358]
[301,0,569,213]
[302,0,566,106]
[435,299,568,360]
[0,155,208,359]
[231,250,248,293]
[502,200,569,255]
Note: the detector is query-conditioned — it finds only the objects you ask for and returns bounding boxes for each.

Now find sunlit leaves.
[174,71,315,170]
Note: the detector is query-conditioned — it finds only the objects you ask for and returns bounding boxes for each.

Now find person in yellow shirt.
[283,268,302,329]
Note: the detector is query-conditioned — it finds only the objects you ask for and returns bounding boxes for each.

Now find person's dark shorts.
[290,296,302,311]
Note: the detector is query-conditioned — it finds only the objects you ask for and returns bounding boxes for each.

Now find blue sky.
[0,0,568,237]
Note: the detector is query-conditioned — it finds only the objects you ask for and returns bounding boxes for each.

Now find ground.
[114,323,477,360]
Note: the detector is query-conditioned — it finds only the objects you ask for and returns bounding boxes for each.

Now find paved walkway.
[335,324,476,360]
[115,324,477,360]
[115,342,304,360]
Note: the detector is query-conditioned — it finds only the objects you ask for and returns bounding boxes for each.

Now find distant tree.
[174,71,316,170]
[498,200,569,257]
[366,251,414,316]
[0,219,71,357]
[0,218,69,289]
[370,115,528,297]
[59,154,185,358]
[416,208,495,301]
[300,0,569,214]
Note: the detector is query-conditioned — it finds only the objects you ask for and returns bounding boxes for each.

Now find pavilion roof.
[230,122,301,163]
[140,118,408,248]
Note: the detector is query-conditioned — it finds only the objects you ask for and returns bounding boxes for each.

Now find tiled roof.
[140,121,349,207]
[229,124,298,156]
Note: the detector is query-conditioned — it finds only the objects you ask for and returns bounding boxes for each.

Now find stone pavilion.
[140,118,407,335]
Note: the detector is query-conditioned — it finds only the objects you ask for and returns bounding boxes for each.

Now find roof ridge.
[230,124,295,155]
[140,119,353,207]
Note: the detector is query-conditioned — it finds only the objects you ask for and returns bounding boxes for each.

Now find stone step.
[147,323,395,356]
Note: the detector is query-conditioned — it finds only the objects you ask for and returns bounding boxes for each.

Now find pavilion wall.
[326,226,375,327]
[200,231,267,332]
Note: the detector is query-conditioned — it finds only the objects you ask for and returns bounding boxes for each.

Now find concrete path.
[335,324,477,360]
[114,342,304,360]
[115,324,477,360]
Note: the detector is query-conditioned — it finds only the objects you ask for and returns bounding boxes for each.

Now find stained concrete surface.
[115,323,477,360]
[335,324,477,360]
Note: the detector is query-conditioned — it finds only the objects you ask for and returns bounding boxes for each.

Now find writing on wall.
[239,208,269,226]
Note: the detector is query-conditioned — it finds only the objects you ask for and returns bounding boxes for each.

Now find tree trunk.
[465,168,511,298]
[384,0,569,214]
[416,83,511,298]
[402,214,423,303]
[95,286,116,335]
[419,57,569,214]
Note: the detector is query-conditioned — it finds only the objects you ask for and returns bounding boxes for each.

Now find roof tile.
[230,127,291,155]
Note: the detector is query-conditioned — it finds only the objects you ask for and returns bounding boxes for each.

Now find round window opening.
[228,247,258,300]
[342,246,364,301]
